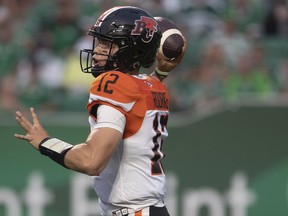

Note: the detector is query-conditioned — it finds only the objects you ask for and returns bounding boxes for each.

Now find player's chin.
[92,61,105,68]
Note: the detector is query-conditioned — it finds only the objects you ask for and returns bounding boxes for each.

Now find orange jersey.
[87,71,169,214]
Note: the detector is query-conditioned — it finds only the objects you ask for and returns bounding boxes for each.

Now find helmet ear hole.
[140,48,159,68]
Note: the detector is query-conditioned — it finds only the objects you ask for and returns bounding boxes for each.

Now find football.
[155,17,184,61]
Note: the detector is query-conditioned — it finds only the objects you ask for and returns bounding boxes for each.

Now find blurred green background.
[1,106,288,216]
[1,0,288,215]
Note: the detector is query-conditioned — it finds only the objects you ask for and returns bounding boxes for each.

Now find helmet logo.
[131,16,158,43]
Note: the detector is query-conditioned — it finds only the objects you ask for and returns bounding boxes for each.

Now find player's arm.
[15,107,123,176]
[64,126,122,175]
[152,35,187,81]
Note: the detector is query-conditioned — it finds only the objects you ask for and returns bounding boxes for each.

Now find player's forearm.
[64,143,104,176]
[64,128,122,176]
[39,138,106,176]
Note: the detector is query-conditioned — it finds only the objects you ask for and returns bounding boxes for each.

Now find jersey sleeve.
[87,71,141,118]
[89,105,126,133]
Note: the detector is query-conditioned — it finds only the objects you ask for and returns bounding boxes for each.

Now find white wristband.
[155,68,169,76]
[155,68,169,80]
[39,137,73,167]
[41,138,73,154]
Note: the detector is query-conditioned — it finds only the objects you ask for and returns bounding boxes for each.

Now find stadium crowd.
[0,0,288,114]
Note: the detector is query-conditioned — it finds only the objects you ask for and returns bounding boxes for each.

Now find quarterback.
[15,6,186,216]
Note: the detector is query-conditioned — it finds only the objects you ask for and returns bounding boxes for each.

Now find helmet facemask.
[80,32,142,77]
[80,36,120,77]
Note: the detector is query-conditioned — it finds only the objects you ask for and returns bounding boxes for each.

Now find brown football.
[155,17,184,60]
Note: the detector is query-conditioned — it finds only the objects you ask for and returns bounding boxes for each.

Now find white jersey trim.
[89,93,136,112]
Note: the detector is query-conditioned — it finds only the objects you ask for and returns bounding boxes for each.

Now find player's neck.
[128,69,140,76]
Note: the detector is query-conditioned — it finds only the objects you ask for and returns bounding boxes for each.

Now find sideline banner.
[1,107,288,216]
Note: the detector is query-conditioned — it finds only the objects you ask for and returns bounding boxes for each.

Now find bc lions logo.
[131,16,158,43]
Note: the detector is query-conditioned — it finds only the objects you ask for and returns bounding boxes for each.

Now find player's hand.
[156,35,187,72]
[14,107,49,150]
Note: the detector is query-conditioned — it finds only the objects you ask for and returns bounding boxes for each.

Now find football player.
[15,6,186,216]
